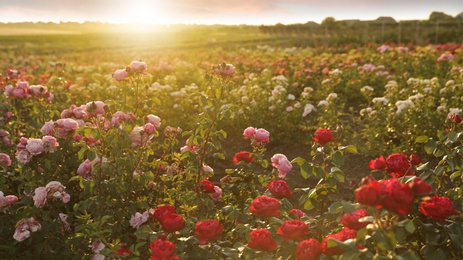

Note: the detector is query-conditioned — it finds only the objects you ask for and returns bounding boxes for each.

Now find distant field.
[0,27,80,35]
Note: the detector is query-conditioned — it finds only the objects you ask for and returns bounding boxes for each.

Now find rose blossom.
[150,239,176,258]
[33,186,48,208]
[199,179,215,193]
[355,177,384,207]
[86,101,105,117]
[368,155,386,170]
[195,220,224,245]
[41,120,55,135]
[16,150,32,164]
[233,151,254,163]
[277,220,310,241]
[130,60,147,73]
[296,238,322,260]
[409,153,421,165]
[159,213,185,233]
[77,159,93,178]
[146,114,161,128]
[408,177,432,195]
[254,128,270,143]
[271,153,292,178]
[243,126,256,139]
[290,209,306,218]
[381,178,414,215]
[385,153,412,177]
[267,180,293,199]
[13,217,41,242]
[0,153,12,166]
[211,185,222,201]
[340,208,371,230]
[322,228,357,256]
[250,195,281,217]
[130,211,149,229]
[113,69,128,81]
[313,128,335,145]
[151,204,176,222]
[419,196,458,221]
[42,135,59,153]
[25,138,44,155]
[0,191,18,210]
[130,126,152,146]
[247,229,277,252]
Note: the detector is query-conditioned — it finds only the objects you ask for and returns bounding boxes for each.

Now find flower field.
[0,32,463,259]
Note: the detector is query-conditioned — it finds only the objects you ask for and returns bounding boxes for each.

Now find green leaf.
[396,250,420,260]
[303,198,314,210]
[330,167,345,182]
[450,171,461,180]
[300,162,312,179]
[415,135,429,143]
[345,145,358,154]
[134,225,153,239]
[448,131,458,142]
[424,140,437,155]
[332,151,344,167]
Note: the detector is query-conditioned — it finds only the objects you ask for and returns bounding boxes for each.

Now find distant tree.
[322,17,337,30]
[429,11,455,21]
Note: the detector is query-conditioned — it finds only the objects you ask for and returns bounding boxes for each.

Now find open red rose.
[195,220,224,245]
[296,238,322,260]
[233,151,254,163]
[419,196,458,221]
[248,229,277,252]
[321,228,357,256]
[409,153,421,165]
[385,153,412,177]
[199,179,215,193]
[151,204,176,222]
[355,179,384,207]
[150,239,176,258]
[380,178,414,215]
[277,220,310,241]
[160,213,185,233]
[408,177,432,195]
[250,196,281,217]
[368,155,386,170]
[312,128,335,145]
[340,208,371,230]
[267,180,293,199]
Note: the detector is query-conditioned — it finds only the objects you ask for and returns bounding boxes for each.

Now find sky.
[0,0,462,25]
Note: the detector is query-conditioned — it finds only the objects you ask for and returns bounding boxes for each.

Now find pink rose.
[114,69,129,81]
[243,127,256,139]
[0,153,12,166]
[41,120,55,135]
[33,186,48,208]
[271,153,292,178]
[86,101,106,117]
[62,193,71,203]
[25,138,44,155]
[130,60,147,73]
[130,211,149,229]
[143,123,156,135]
[146,114,161,127]
[211,186,222,201]
[42,135,59,153]
[4,85,13,97]
[130,126,152,146]
[13,222,31,242]
[16,150,32,164]
[254,128,270,143]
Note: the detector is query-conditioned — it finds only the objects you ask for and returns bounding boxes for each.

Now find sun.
[110,1,167,24]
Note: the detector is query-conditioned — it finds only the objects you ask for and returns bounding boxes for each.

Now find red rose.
[368,155,386,170]
[312,128,335,145]
[195,220,224,245]
[250,196,281,217]
[340,208,371,230]
[419,196,458,221]
[355,179,384,207]
[321,228,357,256]
[233,151,254,163]
[277,220,310,241]
[385,153,412,177]
[408,177,432,195]
[289,209,306,218]
[248,229,277,252]
[115,245,132,256]
[267,180,293,199]
[151,205,176,222]
[380,178,414,215]
[160,213,185,233]
[199,179,215,193]
[451,114,462,124]
[409,153,421,165]
[150,239,176,258]
[296,238,322,260]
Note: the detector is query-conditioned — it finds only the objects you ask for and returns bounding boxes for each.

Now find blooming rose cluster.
[243,126,270,146]
[15,136,59,164]
[33,181,70,208]
[13,217,41,242]
[0,191,18,211]
[151,205,185,233]
[355,176,432,215]
[369,153,420,177]
[270,153,292,178]
[419,196,458,221]
[4,81,54,101]
[113,60,148,82]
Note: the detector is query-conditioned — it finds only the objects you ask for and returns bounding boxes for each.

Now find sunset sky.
[0,0,462,25]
